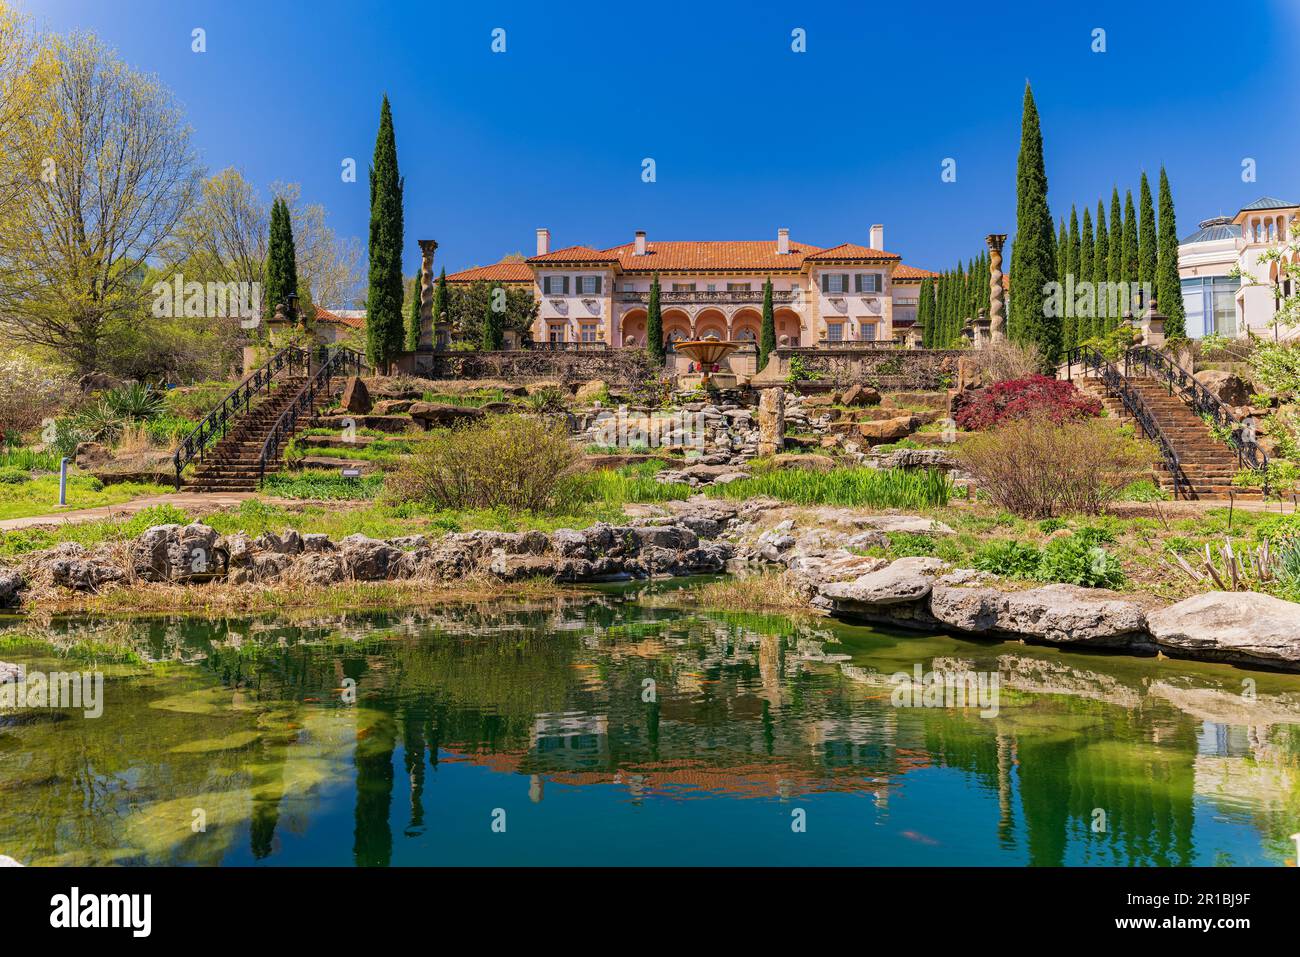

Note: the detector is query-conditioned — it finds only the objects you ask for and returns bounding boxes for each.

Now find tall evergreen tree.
[480,292,503,350]
[264,196,298,322]
[1063,206,1081,349]
[365,95,405,372]
[646,272,664,363]
[1137,172,1157,311]
[1057,218,1069,288]
[1122,189,1139,309]
[759,277,776,368]
[1157,167,1186,339]
[404,276,421,351]
[917,276,934,347]
[1079,207,1094,344]
[1008,82,1058,364]
[1092,200,1109,340]
[1107,188,1124,332]
[432,267,448,338]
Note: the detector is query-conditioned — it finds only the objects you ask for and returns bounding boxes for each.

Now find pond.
[2,582,1299,867]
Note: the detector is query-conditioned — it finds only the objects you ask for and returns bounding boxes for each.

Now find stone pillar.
[757,387,785,456]
[1134,297,1167,349]
[986,234,1007,341]
[418,239,438,350]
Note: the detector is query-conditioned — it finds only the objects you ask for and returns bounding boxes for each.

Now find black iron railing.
[1126,344,1269,480]
[1066,345,1192,499]
[173,345,308,489]
[257,347,365,488]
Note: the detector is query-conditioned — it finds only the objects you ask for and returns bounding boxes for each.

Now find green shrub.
[972,540,1043,578]
[1037,517,1067,534]
[888,532,937,556]
[0,467,30,484]
[102,382,163,420]
[1037,534,1125,588]
[265,470,384,500]
[387,415,579,511]
[972,529,1125,588]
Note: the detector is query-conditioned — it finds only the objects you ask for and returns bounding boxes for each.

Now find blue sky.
[26,0,1300,299]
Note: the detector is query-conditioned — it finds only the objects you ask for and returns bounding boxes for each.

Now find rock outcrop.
[1147,591,1300,668]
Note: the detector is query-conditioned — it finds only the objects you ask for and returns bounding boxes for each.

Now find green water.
[2,582,1299,867]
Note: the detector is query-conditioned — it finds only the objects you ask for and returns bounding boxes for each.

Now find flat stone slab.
[819,557,946,607]
[1147,591,1300,668]
[859,515,955,535]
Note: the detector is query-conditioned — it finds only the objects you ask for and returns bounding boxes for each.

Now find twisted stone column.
[418,239,438,350]
[986,233,1007,340]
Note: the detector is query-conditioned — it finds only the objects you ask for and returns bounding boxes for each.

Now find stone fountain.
[675,336,741,391]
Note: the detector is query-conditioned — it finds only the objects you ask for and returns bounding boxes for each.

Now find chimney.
[777,228,789,255]
[870,224,884,251]
[634,230,647,256]
[536,228,550,256]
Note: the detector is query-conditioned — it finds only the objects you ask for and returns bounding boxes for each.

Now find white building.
[1178,196,1299,340]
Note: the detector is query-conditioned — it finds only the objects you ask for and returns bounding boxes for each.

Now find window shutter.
[820,274,828,293]
[544,276,552,295]
[595,276,603,294]
[562,276,569,294]
[841,273,849,292]
[854,274,863,293]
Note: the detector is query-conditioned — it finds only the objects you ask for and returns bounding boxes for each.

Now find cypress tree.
[1079,207,1094,344]
[1092,200,1109,340]
[1008,82,1058,365]
[1137,172,1157,312]
[264,197,298,323]
[917,276,934,347]
[432,267,448,341]
[1057,218,1068,288]
[365,94,405,372]
[1123,189,1139,308]
[404,276,421,351]
[1157,166,1186,339]
[954,260,966,340]
[646,272,664,363]
[759,277,776,368]
[480,292,503,350]
[1063,206,1081,350]
[937,271,951,346]
[1107,188,1124,332]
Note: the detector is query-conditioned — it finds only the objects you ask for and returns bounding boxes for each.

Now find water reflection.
[2,589,1299,867]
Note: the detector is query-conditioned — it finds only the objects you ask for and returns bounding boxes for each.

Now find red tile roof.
[526,245,619,264]
[314,307,365,329]
[443,260,534,283]
[893,264,939,281]
[804,243,901,263]
[604,240,824,272]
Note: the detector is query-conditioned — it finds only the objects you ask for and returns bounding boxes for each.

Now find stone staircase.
[186,377,326,492]
[1075,374,1263,500]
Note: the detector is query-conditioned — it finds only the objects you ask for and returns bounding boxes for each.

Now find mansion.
[438,226,936,349]
[1178,196,1299,340]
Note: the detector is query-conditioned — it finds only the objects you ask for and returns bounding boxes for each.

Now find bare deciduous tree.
[0,32,200,373]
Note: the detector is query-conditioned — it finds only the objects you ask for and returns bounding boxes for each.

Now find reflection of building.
[1178,196,1299,339]
[530,711,609,770]
[439,226,935,349]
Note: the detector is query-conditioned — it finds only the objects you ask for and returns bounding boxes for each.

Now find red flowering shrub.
[953,375,1102,431]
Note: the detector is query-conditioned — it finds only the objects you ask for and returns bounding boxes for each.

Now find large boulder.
[878,448,956,470]
[573,379,608,404]
[43,543,124,592]
[0,568,23,608]
[840,384,881,407]
[819,557,946,607]
[339,376,372,414]
[857,416,919,444]
[407,402,486,429]
[73,441,112,470]
[770,453,835,472]
[338,534,403,580]
[1193,370,1252,408]
[1147,591,1300,668]
[930,582,1149,647]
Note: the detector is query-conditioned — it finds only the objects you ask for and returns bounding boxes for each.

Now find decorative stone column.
[418,239,438,351]
[757,388,785,455]
[986,234,1007,341]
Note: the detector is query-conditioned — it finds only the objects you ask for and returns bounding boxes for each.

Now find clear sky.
[23,0,1300,299]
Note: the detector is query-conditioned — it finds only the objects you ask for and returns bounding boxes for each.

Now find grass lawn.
[0,474,172,522]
